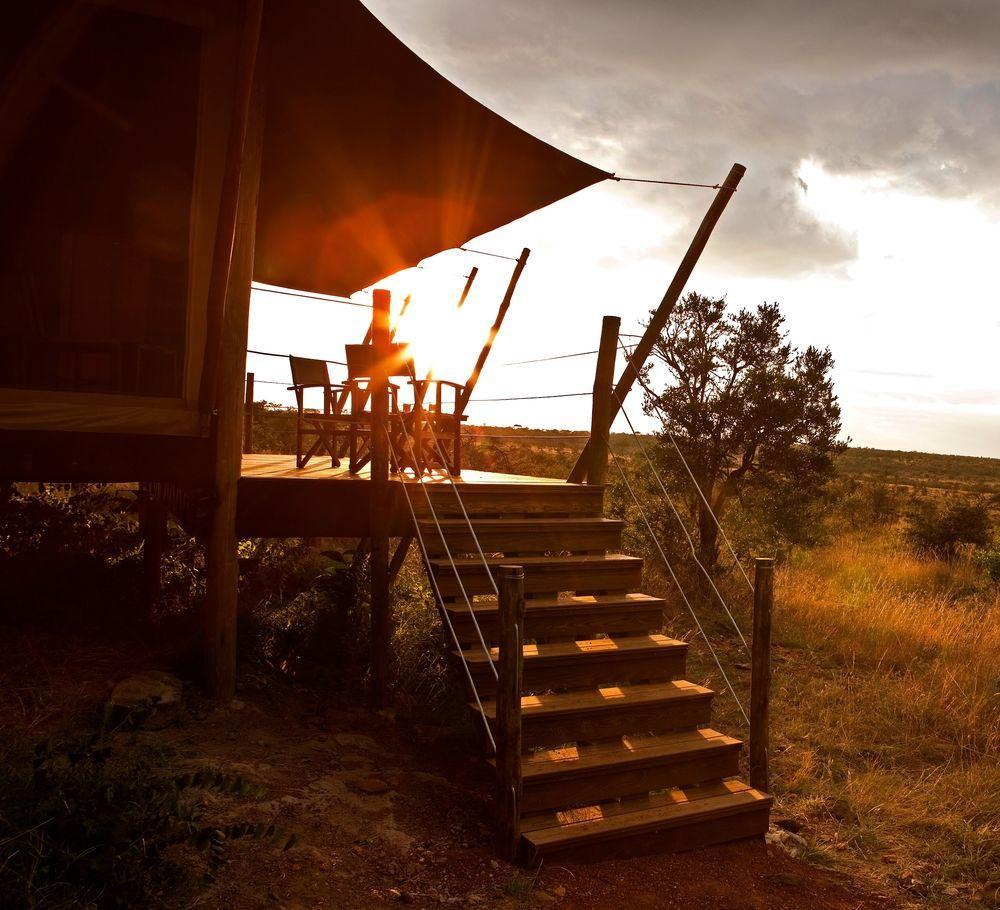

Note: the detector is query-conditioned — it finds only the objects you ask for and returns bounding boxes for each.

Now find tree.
[642,292,845,571]
[906,499,991,558]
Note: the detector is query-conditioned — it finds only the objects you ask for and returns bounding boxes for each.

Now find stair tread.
[460,634,686,665]
[431,553,641,568]
[418,517,623,528]
[521,729,740,779]
[477,679,712,720]
[520,781,772,847]
[446,592,665,614]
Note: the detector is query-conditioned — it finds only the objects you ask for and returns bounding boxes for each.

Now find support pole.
[456,266,478,309]
[496,565,525,862]
[568,164,745,482]
[203,37,265,700]
[749,556,774,792]
[584,315,620,485]
[243,371,254,454]
[370,288,392,706]
[457,248,530,412]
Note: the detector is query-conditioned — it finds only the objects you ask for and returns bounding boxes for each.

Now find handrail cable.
[460,247,519,262]
[612,385,750,653]
[384,429,497,752]
[500,342,637,368]
[609,448,749,726]
[248,348,347,366]
[471,391,592,402]
[420,423,502,600]
[251,283,372,308]
[387,428,498,682]
[620,340,755,595]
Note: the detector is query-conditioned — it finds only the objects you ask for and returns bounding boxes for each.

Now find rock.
[829,797,859,826]
[767,872,805,887]
[109,671,183,727]
[388,888,414,903]
[980,881,1000,909]
[352,776,391,795]
[765,828,808,858]
[110,670,182,708]
[551,885,566,898]
[735,662,751,671]
[533,891,555,904]
[773,816,804,834]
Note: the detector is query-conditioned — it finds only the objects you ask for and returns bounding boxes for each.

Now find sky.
[248,0,1000,458]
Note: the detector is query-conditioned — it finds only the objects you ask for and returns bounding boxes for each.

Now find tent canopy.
[256,0,609,296]
[0,0,608,445]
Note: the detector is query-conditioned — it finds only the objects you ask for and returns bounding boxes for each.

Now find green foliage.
[906,500,992,558]
[972,544,1000,584]
[833,479,903,531]
[0,706,290,909]
[642,293,845,570]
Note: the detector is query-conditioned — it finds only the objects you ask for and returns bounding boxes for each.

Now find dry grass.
[769,530,1000,900]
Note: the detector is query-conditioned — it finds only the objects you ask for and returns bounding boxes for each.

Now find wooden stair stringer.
[413,476,770,863]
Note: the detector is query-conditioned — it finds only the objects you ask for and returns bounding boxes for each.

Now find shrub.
[905,499,991,558]
[973,545,1000,585]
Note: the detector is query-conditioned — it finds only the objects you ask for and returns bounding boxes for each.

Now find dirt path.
[143,672,897,910]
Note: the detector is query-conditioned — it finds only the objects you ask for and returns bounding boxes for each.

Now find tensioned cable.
[499,342,636,367]
[471,391,591,402]
[609,448,749,726]
[417,413,502,600]
[620,340,755,595]
[459,247,519,262]
[385,430,497,752]
[248,348,348,366]
[388,428,498,682]
[611,175,725,190]
[612,386,750,654]
[251,283,373,308]
[462,433,590,440]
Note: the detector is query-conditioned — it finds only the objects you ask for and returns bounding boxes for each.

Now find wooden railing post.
[496,564,525,862]
[370,288,392,706]
[585,315,620,485]
[749,557,774,792]
[243,371,255,454]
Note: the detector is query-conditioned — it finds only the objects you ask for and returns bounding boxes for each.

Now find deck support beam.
[202,3,264,700]
[568,164,746,482]
[370,289,392,706]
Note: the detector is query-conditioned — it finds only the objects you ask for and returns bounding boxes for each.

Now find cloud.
[364,0,1000,277]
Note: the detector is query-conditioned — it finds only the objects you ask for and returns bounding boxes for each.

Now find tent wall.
[0,0,241,441]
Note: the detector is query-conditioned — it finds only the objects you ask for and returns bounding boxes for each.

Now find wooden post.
[202,40,265,700]
[456,266,478,309]
[496,564,525,862]
[585,315,620,485]
[457,248,530,412]
[568,164,746,482]
[243,371,254,454]
[370,288,392,706]
[749,556,774,792]
[141,492,167,611]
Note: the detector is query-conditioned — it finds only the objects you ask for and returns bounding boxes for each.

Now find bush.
[973,545,1000,585]
[905,499,991,558]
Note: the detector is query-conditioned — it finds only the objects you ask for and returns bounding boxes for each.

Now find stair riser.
[469,651,688,695]
[523,803,771,864]
[521,745,741,812]
[435,561,643,598]
[422,523,624,556]
[411,487,604,518]
[449,605,665,645]
[514,695,714,749]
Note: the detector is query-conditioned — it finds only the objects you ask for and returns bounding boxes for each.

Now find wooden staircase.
[415,479,771,864]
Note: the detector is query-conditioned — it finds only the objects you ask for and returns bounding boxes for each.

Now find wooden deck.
[236,454,568,538]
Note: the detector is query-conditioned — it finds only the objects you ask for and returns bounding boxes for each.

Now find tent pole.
[567,163,745,483]
[370,289,392,706]
[457,248,530,412]
[203,13,265,701]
